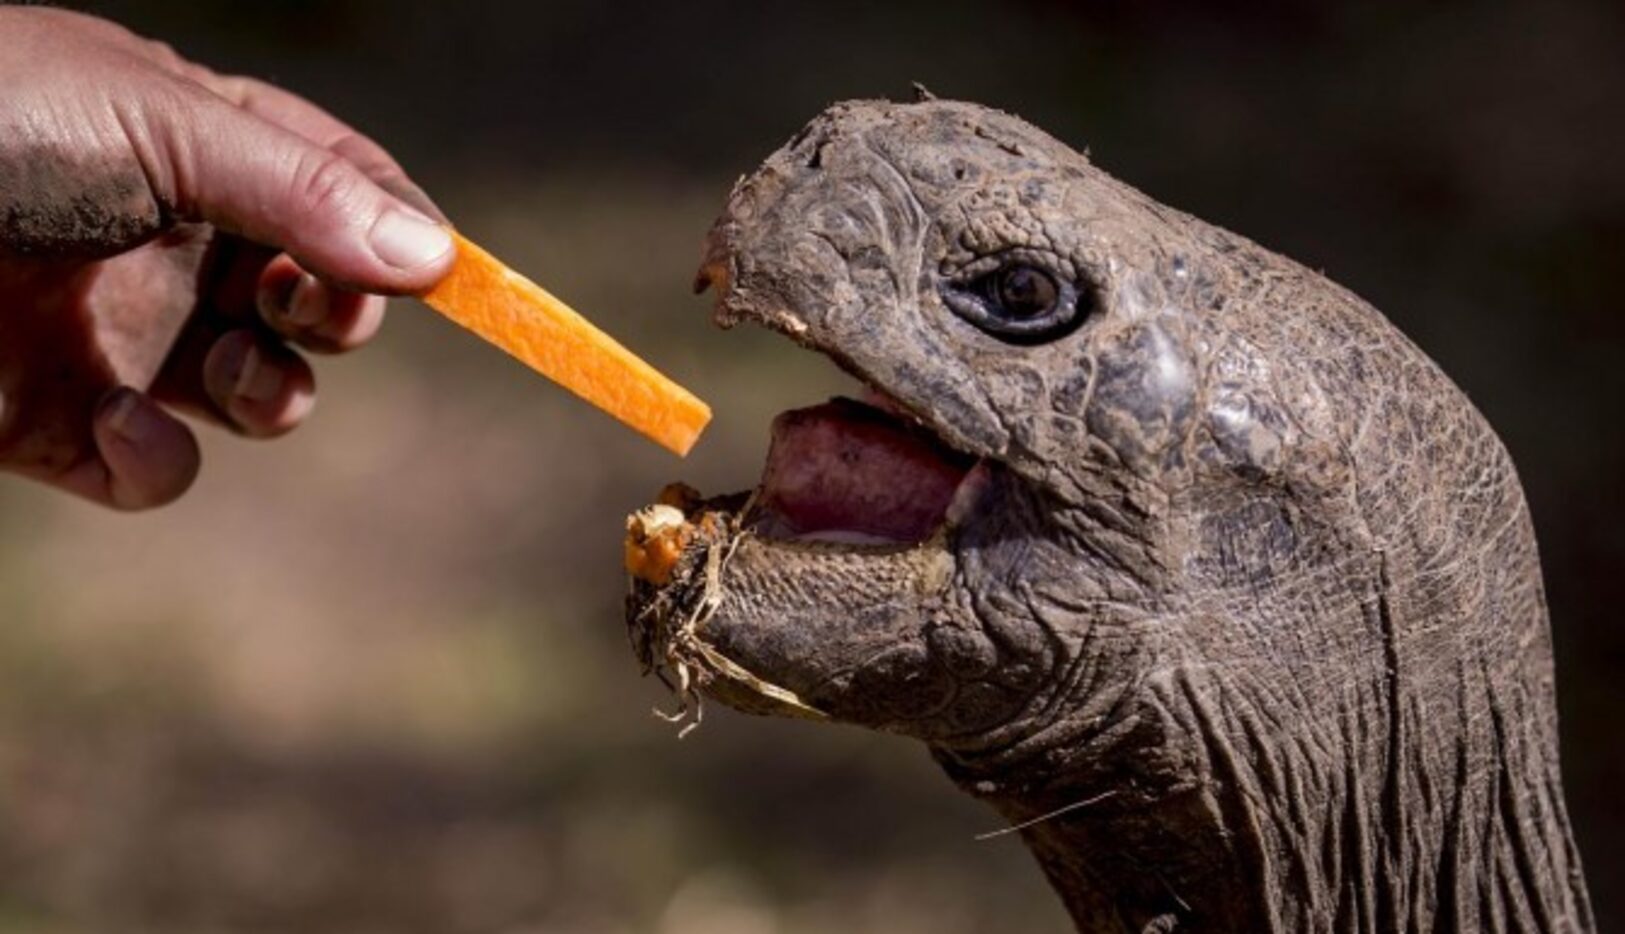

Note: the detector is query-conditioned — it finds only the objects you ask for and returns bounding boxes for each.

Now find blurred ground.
[0,1,1620,931]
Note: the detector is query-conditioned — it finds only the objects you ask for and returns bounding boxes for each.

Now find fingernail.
[259,273,299,323]
[101,389,157,447]
[287,274,329,327]
[369,210,453,271]
[379,178,449,224]
[234,346,284,403]
[260,273,325,327]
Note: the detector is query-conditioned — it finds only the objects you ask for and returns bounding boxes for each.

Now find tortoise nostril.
[805,140,828,170]
[786,122,834,171]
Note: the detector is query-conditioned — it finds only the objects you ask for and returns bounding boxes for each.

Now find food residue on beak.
[625,503,692,586]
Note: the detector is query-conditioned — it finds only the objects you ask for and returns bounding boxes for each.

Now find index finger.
[176,67,446,223]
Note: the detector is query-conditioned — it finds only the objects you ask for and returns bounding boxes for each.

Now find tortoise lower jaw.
[624,494,834,729]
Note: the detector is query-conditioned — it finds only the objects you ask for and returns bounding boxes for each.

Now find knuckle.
[289,150,367,223]
[144,39,187,71]
[332,133,396,175]
[205,72,255,104]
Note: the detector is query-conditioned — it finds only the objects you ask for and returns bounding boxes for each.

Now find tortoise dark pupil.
[998,267,1057,318]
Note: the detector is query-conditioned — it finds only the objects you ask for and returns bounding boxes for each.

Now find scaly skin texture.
[634,98,1594,932]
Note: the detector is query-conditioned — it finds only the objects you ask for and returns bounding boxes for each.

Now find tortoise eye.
[942,262,1094,343]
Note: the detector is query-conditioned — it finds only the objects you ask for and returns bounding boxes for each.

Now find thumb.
[134,88,455,294]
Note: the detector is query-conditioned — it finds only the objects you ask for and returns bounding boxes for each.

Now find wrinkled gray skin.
[669,99,1594,932]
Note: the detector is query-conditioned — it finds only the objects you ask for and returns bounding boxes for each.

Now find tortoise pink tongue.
[756,398,971,543]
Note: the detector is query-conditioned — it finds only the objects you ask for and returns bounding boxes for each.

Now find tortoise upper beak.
[692,216,734,295]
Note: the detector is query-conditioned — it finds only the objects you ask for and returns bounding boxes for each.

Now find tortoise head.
[629,98,1593,932]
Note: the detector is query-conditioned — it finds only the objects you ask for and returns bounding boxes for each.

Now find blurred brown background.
[0,1,1619,931]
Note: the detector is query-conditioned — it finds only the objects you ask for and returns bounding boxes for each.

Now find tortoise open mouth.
[625,383,985,728]
[749,393,975,546]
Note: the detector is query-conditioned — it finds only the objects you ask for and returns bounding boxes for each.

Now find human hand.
[0,7,456,509]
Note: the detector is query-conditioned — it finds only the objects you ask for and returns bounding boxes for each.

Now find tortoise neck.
[952,665,1595,934]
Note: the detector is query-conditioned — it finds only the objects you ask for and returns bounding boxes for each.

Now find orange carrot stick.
[420,231,712,456]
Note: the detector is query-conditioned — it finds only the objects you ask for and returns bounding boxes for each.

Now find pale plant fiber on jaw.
[628,494,825,736]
